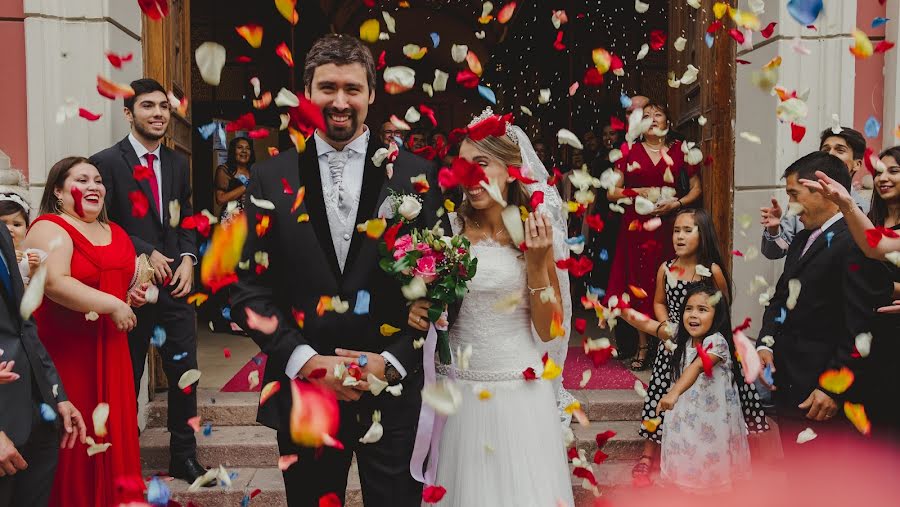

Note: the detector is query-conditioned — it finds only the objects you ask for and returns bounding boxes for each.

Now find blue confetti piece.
[774,307,787,324]
[354,289,371,315]
[241,495,251,507]
[252,355,264,366]
[762,364,774,386]
[198,122,218,140]
[151,325,167,348]
[619,93,632,109]
[871,17,889,29]
[199,239,210,256]
[586,285,606,299]
[358,354,368,367]
[39,403,56,422]
[221,306,232,321]
[787,0,823,26]
[172,352,188,361]
[565,235,585,245]
[865,116,881,138]
[217,125,227,149]
[825,231,835,248]
[430,32,440,48]
[229,471,239,481]
[477,85,497,104]
[147,476,171,506]
[599,249,609,262]
[203,422,213,436]
[704,33,715,48]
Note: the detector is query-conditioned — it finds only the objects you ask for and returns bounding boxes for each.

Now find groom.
[230,34,443,506]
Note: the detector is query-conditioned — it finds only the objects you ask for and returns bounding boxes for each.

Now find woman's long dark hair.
[39,156,109,223]
[868,146,900,227]
[226,136,256,173]
[669,283,740,383]
[674,208,733,300]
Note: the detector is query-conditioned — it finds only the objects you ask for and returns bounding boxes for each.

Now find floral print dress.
[660,333,751,494]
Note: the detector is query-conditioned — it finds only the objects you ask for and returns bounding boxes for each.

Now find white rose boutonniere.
[397,194,422,221]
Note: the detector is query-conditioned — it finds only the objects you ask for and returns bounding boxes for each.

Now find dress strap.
[30,214,103,268]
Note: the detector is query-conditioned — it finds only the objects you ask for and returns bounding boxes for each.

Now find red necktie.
[144,153,160,213]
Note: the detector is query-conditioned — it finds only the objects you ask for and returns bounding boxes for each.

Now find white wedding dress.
[430,230,575,506]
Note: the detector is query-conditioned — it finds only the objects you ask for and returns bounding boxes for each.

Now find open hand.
[798,388,838,421]
[56,401,87,449]
[799,171,856,211]
[524,212,553,266]
[877,300,900,314]
[760,197,783,234]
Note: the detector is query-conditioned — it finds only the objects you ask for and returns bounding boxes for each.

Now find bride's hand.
[408,299,431,332]
[524,212,553,267]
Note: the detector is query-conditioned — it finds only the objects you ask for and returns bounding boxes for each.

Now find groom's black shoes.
[170,457,214,486]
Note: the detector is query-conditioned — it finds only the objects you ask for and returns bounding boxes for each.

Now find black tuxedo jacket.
[0,227,67,446]
[759,217,892,415]
[230,139,445,430]
[90,137,198,260]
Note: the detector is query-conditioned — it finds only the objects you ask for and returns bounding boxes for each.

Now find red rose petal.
[649,30,666,50]
[522,367,537,380]
[574,318,586,335]
[422,485,447,503]
[791,123,807,143]
[128,190,149,218]
[761,22,777,39]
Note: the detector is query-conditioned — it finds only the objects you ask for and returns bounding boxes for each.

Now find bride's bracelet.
[527,285,550,295]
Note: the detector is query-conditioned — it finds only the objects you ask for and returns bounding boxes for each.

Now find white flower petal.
[178,369,202,390]
[451,44,468,63]
[250,195,276,210]
[401,276,427,300]
[92,403,110,437]
[381,11,396,33]
[384,66,416,88]
[634,196,655,216]
[479,179,507,207]
[274,88,300,108]
[195,42,227,86]
[634,379,647,399]
[695,264,712,277]
[636,43,649,60]
[433,69,449,92]
[673,36,687,52]
[538,88,551,104]
[786,279,802,310]
[796,427,818,444]
[386,384,404,396]
[359,411,384,443]
[634,0,649,13]
[557,128,583,149]
[855,332,873,358]
[421,380,462,416]
[19,265,47,320]
[367,373,389,396]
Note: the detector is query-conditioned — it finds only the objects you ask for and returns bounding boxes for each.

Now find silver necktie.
[326,150,353,217]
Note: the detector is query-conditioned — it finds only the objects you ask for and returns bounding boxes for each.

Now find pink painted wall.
[854,0,887,154]
[0,13,29,180]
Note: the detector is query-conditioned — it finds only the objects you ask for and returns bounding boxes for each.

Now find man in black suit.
[89,78,207,484]
[757,151,892,455]
[0,226,86,507]
[230,34,444,506]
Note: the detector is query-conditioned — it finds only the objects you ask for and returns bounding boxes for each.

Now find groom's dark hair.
[303,34,376,93]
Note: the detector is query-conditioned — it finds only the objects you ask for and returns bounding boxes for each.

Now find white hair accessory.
[0,193,30,214]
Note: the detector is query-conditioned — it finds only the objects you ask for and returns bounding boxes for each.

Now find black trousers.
[130,286,198,462]
[0,406,59,507]
[278,385,423,507]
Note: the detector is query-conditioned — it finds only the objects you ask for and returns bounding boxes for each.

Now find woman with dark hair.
[215,136,255,221]
[605,102,702,370]
[22,156,146,506]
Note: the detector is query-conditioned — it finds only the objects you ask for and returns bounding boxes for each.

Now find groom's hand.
[335,349,386,386]
[299,355,363,401]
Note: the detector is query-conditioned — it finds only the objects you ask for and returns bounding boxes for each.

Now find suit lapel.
[298,141,342,281]
[343,139,388,276]
[0,229,20,309]
[786,218,845,276]
[119,138,162,225]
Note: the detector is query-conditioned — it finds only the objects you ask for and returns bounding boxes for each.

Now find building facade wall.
[0,2,29,181]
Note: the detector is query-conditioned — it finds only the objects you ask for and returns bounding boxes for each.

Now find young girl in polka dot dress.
[621,209,768,485]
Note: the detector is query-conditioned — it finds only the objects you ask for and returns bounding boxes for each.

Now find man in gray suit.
[0,226,86,507]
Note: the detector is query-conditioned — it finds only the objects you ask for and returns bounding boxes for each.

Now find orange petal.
[819,367,855,394]
[466,51,483,77]
[291,185,306,213]
[260,380,281,405]
[497,2,517,23]
[289,379,340,447]
[628,285,648,298]
[550,311,566,338]
[274,0,298,25]
[356,218,387,239]
[186,293,208,306]
[275,42,294,67]
[642,417,662,433]
[843,401,871,436]
[97,75,135,100]
[200,211,248,291]
[235,24,264,48]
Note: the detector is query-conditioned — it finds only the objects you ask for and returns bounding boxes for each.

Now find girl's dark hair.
[39,156,109,223]
[868,146,900,226]
[0,196,30,227]
[669,283,740,384]
[226,136,256,172]
[674,208,733,299]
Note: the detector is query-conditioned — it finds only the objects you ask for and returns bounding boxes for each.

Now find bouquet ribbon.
[410,323,447,485]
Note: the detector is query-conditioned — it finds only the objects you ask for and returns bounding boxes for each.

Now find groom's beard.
[323,106,359,142]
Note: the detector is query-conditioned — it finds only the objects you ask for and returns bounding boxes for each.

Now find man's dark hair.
[782,151,851,191]
[303,34,376,92]
[819,127,866,160]
[124,78,167,112]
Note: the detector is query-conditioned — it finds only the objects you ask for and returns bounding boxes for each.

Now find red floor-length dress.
[32,214,143,507]
[605,141,698,314]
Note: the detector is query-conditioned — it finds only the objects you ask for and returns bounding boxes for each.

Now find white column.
[732,0,857,336]
[23,0,143,205]
[883,0,900,149]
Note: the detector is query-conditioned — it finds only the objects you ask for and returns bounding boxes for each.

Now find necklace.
[643,141,664,153]
[468,216,507,242]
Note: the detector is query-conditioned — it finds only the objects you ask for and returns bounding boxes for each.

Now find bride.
[408,109,575,506]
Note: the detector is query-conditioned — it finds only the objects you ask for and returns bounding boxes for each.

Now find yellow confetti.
[380,324,401,336]
[642,417,662,433]
[359,19,380,43]
[843,402,871,436]
[563,400,581,414]
[357,218,387,239]
[549,312,566,338]
[187,293,209,306]
[849,29,873,59]
[478,389,492,400]
[541,357,562,380]
[712,2,728,19]
[819,367,855,394]
[297,213,310,223]
[443,199,455,212]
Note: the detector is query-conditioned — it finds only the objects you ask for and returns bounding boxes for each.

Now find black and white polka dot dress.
[638,261,769,443]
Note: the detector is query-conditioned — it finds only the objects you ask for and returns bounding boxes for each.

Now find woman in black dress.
[215,136,255,222]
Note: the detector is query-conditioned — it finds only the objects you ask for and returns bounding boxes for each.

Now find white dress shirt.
[285,128,407,381]
[127,133,197,265]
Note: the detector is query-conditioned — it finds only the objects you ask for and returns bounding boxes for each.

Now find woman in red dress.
[605,103,702,370]
[23,157,147,506]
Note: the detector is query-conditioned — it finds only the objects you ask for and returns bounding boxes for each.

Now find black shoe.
[169,457,215,487]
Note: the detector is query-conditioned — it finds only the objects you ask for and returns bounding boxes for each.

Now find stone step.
[572,388,643,421]
[149,462,637,507]
[572,420,644,461]
[146,390,260,428]
[140,425,278,470]
[147,388,644,428]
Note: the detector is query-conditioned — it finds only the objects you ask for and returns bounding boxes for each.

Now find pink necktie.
[144,153,160,213]
[800,228,822,257]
